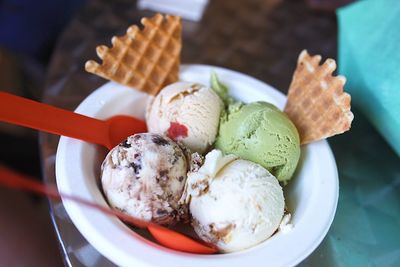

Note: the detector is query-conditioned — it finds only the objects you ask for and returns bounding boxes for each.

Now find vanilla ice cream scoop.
[146,82,223,154]
[182,149,285,252]
[101,133,188,225]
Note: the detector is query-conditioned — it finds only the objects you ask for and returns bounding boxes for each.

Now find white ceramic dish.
[56,64,339,267]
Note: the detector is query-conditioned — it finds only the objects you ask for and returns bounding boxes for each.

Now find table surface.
[40,0,400,266]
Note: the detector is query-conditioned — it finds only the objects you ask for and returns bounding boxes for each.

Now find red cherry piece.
[167,122,188,140]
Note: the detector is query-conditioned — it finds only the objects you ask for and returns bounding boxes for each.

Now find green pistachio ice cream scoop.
[215,101,300,184]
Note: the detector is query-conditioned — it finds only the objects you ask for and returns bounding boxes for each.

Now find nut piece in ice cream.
[182,149,285,252]
[146,81,224,154]
[101,133,188,225]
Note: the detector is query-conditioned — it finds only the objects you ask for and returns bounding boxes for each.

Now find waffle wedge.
[85,14,181,95]
[284,50,354,144]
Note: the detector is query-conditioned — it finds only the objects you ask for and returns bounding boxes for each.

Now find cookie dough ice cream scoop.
[182,149,285,252]
[101,133,188,225]
[146,81,224,154]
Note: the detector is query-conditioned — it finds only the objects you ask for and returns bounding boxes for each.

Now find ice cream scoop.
[101,133,189,225]
[215,101,300,184]
[182,149,285,252]
[146,81,223,154]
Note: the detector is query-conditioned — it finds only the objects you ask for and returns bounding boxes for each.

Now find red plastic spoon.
[0,92,217,254]
[0,92,147,149]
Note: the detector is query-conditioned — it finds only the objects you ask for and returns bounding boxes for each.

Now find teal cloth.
[299,111,400,267]
[337,0,400,156]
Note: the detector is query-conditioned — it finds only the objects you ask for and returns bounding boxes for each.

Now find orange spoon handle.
[0,92,109,147]
[0,165,151,228]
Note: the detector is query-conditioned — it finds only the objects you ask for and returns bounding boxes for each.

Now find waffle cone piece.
[85,14,181,96]
[284,50,354,144]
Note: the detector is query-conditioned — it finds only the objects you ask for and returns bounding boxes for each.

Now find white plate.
[56,64,339,267]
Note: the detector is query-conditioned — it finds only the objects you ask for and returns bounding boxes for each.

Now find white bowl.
[56,64,339,267]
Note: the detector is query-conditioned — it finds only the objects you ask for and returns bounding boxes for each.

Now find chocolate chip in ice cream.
[119,139,131,148]
[130,162,142,175]
[156,209,168,216]
[152,135,169,146]
[159,169,169,177]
